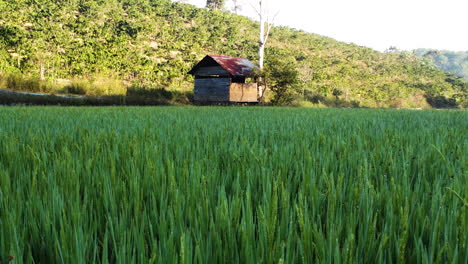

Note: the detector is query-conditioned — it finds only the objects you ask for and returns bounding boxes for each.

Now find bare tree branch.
[248,1,261,16]
[264,10,279,44]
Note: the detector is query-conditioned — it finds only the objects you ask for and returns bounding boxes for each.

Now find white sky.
[179,0,468,52]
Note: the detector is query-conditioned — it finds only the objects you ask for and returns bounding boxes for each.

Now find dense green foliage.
[0,0,467,107]
[0,107,467,263]
[262,55,301,105]
[414,49,468,80]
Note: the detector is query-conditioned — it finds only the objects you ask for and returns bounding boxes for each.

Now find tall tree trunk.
[257,0,274,101]
[258,0,265,70]
[40,64,45,81]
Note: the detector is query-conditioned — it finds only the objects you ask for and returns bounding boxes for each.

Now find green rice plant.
[0,107,466,263]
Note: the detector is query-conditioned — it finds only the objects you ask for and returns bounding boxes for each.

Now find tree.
[263,55,300,105]
[254,0,277,70]
[250,0,278,100]
[332,88,343,100]
[206,0,225,10]
[385,46,399,53]
[232,0,242,14]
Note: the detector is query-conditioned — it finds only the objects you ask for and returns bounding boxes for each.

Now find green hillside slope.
[0,0,466,107]
[414,49,468,80]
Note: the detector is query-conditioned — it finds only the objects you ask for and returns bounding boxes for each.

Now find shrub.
[332,88,343,99]
[63,81,89,95]
[263,56,301,105]
[3,73,50,93]
[88,78,126,96]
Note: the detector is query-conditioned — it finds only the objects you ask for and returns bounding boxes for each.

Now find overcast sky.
[180,0,468,52]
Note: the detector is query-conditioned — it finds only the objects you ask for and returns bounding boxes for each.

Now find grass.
[0,73,127,96]
[0,73,193,106]
[0,107,466,263]
[0,73,55,94]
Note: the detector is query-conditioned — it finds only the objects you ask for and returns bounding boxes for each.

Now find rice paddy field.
[0,107,467,263]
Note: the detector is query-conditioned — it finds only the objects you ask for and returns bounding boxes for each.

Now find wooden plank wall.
[193,66,229,76]
[194,78,230,102]
[230,83,258,102]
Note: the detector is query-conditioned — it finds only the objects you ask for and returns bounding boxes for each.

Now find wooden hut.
[188,55,258,103]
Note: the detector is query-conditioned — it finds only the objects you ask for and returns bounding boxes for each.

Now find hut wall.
[194,77,230,102]
[229,83,258,102]
[192,66,229,76]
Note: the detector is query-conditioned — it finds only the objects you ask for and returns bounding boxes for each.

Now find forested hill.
[0,0,466,108]
[414,49,468,81]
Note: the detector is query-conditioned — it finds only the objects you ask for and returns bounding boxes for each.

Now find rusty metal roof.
[188,55,257,77]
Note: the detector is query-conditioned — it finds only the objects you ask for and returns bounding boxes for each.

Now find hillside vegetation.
[414,49,468,81]
[0,0,467,107]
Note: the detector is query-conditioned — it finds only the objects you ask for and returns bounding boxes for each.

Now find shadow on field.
[424,94,461,109]
[302,90,361,108]
[0,87,193,106]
